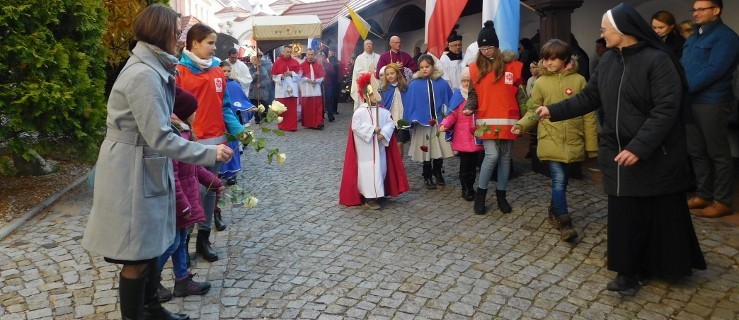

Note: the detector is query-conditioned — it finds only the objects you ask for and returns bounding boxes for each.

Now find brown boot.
[687,196,711,209]
[696,202,732,218]
[547,206,560,229]
[557,214,578,242]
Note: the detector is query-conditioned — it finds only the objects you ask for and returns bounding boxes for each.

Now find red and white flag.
[425,0,468,58]
[337,16,360,62]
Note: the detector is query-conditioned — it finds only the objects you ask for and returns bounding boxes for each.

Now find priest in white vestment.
[351,40,380,110]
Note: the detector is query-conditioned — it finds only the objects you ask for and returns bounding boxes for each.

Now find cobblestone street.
[1,104,738,319]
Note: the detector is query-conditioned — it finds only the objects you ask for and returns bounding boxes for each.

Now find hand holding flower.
[216,144,234,162]
[536,106,551,120]
[439,124,447,132]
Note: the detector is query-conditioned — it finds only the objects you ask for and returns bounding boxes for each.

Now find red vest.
[176,65,227,142]
[469,60,523,140]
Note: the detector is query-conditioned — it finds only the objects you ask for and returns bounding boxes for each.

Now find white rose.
[244,196,259,208]
[271,101,287,114]
[257,104,266,113]
[277,116,283,124]
[277,153,287,164]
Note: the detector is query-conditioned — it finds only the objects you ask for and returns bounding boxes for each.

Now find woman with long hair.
[463,21,524,215]
[651,10,685,58]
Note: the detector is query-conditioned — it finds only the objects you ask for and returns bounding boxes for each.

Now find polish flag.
[337,16,360,63]
[425,0,468,58]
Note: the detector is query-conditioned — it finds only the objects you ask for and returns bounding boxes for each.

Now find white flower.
[277,153,287,164]
[277,116,284,124]
[270,101,287,115]
[257,104,266,113]
[244,196,259,208]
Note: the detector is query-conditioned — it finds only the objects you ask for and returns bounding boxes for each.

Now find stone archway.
[386,4,425,36]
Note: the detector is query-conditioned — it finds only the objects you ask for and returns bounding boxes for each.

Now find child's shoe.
[173,274,211,297]
[364,199,381,210]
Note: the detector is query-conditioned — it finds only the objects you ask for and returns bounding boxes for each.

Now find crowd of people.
[81,1,737,319]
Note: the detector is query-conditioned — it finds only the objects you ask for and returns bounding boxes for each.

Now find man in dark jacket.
[681,0,739,218]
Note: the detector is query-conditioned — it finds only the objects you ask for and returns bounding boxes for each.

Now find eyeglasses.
[690,6,716,13]
[479,46,495,52]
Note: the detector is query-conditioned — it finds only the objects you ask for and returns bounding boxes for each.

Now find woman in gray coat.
[81,4,233,319]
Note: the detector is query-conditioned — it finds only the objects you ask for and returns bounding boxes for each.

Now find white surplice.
[352,103,395,199]
[439,53,465,90]
[351,52,380,110]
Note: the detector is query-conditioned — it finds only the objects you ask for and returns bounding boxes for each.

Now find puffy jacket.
[517,58,597,163]
[548,42,690,197]
[440,92,483,153]
[172,123,223,229]
[681,18,739,103]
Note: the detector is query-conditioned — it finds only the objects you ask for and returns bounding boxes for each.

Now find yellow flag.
[346,5,371,40]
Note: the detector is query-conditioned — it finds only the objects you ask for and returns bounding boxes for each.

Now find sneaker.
[173,274,211,297]
[157,283,172,302]
[364,199,381,210]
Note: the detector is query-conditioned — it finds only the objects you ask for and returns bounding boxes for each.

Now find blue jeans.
[158,228,189,279]
[549,161,569,215]
[478,140,512,190]
[199,162,222,232]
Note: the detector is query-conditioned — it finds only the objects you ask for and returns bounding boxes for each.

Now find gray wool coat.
[82,43,217,261]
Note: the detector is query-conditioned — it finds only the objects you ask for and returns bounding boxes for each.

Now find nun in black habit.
[535,3,706,295]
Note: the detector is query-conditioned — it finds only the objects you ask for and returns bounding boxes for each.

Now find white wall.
[372,0,739,64]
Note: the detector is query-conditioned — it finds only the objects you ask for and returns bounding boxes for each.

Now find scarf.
[140,42,179,75]
[182,49,214,70]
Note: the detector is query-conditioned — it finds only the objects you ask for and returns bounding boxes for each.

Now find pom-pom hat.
[477,20,499,47]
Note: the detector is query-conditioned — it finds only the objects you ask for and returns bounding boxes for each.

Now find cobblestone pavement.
[1,104,738,320]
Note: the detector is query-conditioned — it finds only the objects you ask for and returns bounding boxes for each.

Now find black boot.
[606,273,640,296]
[157,277,172,303]
[432,159,445,186]
[474,188,487,215]
[143,261,189,320]
[495,189,512,213]
[185,232,192,268]
[195,230,218,262]
[422,161,436,189]
[214,208,226,231]
[119,273,147,320]
[460,174,475,201]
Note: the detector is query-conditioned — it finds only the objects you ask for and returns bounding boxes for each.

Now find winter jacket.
[249,59,272,101]
[403,67,453,126]
[176,54,244,145]
[548,42,690,197]
[681,18,739,103]
[516,58,597,163]
[172,122,223,230]
[82,42,217,261]
[440,90,483,153]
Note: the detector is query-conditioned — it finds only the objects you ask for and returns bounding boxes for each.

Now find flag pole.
[520,1,544,17]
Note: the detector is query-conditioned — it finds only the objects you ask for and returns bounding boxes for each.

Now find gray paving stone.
[1,105,737,319]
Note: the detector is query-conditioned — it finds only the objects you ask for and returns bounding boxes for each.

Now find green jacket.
[516,59,598,163]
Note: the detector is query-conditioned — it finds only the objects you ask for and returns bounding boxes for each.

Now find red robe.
[339,125,410,206]
[299,59,326,128]
[271,56,301,131]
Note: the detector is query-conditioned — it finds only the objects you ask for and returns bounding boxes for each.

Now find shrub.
[0,0,108,170]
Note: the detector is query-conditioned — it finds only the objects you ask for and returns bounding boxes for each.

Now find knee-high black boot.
[119,273,147,320]
[422,161,436,189]
[432,159,445,186]
[143,259,189,320]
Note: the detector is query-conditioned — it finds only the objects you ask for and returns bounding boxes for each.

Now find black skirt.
[607,192,707,278]
[104,257,157,265]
